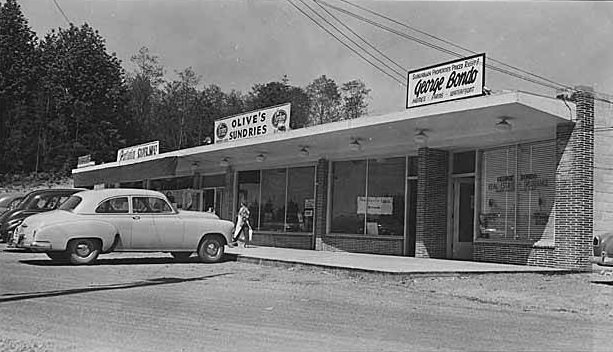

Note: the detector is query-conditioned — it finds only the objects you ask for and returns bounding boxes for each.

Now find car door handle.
[132,215,141,220]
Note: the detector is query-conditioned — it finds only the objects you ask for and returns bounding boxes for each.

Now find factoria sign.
[116,141,159,163]
[406,53,485,108]
[214,103,291,143]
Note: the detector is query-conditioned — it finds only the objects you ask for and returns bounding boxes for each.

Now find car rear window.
[58,195,83,211]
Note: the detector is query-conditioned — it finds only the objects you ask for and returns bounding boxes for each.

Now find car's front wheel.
[46,252,69,262]
[67,238,100,265]
[197,236,224,263]
[171,252,192,261]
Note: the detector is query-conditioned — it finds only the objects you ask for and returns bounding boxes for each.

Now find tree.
[38,23,127,171]
[246,77,310,129]
[125,46,166,144]
[340,79,370,120]
[306,75,341,125]
[0,0,40,173]
[151,67,201,151]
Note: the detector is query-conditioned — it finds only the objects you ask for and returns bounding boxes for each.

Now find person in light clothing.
[231,202,252,248]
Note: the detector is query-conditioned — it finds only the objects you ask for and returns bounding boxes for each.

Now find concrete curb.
[229,253,580,278]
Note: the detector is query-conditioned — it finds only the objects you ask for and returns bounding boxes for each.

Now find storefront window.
[237,167,315,233]
[331,158,405,236]
[287,167,315,233]
[238,170,261,229]
[260,169,287,232]
[480,141,555,242]
[331,160,366,234]
[366,158,405,236]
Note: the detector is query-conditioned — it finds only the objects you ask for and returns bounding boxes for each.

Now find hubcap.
[206,242,219,256]
[76,242,92,257]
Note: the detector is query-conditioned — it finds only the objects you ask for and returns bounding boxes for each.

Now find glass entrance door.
[453,177,475,260]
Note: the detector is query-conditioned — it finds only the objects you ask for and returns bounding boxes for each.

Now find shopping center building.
[72,57,604,271]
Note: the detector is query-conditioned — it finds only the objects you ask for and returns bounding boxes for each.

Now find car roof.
[24,188,84,197]
[71,188,168,212]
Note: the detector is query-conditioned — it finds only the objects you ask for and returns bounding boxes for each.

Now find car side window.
[133,197,173,214]
[96,197,129,214]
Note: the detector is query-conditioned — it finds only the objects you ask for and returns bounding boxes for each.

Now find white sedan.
[12,188,235,265]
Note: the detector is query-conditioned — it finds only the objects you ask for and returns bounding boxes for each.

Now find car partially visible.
[0,193,24,214]
[0,188,83,243]
[12,188,235,265]
[594,233,613,266]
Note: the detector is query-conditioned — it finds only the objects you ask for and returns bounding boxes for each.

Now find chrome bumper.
[18,241,52,251]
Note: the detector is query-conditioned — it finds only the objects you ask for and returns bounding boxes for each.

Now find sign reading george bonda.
[406,53,485,108]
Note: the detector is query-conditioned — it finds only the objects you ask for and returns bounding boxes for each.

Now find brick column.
[314,158,328,250]
[553,86,594,270]
[415,148,449,258]
[223,166,235,221]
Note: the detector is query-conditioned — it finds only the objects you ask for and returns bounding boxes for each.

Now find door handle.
[132,215,141,220]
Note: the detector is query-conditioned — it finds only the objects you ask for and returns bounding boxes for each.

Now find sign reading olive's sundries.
[214,103,291,143]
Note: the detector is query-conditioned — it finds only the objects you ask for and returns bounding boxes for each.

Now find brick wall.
[415,148,449,258]
[223,166,235,221]
[594,94,613,234]
[551,87,594,270]
[251,233,313,249]
[314,158,328,251]
[474,242,556,267]
[319,236,403,255]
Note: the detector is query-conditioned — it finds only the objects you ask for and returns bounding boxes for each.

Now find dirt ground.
[331,265,613,321]
[1,252,612,352]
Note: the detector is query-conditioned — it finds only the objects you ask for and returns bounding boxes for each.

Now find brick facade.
[319,236,403,255]
[415,148,449,259]
[223,166,235,221]
[314,158,328,251]
[474,87,594,270]
[551,87,594,270]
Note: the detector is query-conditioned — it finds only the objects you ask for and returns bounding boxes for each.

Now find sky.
[15,0,613,116]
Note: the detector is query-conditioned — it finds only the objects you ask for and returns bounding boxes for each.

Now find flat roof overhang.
[73,91,574,185]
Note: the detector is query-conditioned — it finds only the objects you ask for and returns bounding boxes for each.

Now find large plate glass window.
[237,167,315,233]
[331,158,405,236]
[479,141,555,242]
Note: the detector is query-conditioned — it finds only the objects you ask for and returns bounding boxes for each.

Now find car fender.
[183,218,235,248]
[36,219,119,252]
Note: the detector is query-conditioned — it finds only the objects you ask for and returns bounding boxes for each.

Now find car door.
[130,196,185,250]
[94,197,132,250]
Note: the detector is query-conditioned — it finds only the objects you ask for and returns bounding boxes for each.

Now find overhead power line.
[330,0,575,93]
[310,0,406,73]
[318,0,563,91]
[287,0,407,87]
[51,0,71,25]
[318,0,613,105]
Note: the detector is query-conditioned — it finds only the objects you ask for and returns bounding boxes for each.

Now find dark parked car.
[0,193,24,214]
[594,233,613,266]
[0,188,84,243]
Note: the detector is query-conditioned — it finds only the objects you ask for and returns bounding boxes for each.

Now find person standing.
[231,202,252,248]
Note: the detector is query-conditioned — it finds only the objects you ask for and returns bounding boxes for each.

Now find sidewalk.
[225,246,574,276]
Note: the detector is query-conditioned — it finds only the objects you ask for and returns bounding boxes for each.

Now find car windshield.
[58,195,83,211]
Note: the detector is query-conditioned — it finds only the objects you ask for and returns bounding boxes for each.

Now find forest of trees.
[0,0,371,176]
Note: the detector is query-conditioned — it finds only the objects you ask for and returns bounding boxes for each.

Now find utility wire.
[295,0,405,82]
[286,0,406,87]
[310,0,406,73]
[321,0,613,105]
[51,0,71,25]
[320,1,563,91]
[330,0,574,92]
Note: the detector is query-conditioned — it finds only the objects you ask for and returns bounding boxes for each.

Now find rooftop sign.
[214,103,291,144]
[407,53,485,108]
[116,140,159,163]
